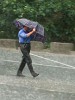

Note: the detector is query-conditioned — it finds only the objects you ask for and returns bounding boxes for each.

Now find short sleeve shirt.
[18,28,33,43]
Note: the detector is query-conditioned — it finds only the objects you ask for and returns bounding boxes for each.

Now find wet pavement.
[0,48,75,100]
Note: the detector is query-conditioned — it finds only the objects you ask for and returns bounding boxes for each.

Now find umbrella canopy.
[14,18,44,36]
[14,18,45,42]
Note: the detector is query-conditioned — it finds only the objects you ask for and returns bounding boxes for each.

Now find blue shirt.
[18,28,34,43]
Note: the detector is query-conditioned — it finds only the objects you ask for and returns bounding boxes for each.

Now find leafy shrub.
[0,0,75,43]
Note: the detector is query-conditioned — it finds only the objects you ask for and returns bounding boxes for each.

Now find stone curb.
[0,39,75,54]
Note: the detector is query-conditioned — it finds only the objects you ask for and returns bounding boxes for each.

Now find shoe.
[17,71,25,77]
[31,72,39,77]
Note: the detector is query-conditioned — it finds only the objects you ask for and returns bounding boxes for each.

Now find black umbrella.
[14,18,45,42]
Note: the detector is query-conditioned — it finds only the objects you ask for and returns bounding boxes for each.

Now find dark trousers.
[18,43,34,74]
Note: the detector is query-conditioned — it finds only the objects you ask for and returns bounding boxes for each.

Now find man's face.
[24,26,29,31]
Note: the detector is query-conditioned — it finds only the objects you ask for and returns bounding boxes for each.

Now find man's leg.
[17,57,26,76]
[25,52,39,77]
[27,62,39,77]
[20,44,39,77]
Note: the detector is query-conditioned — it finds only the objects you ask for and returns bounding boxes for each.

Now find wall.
[0,39,74,54]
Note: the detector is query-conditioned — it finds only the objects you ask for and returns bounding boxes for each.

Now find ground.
[0,47,75,100]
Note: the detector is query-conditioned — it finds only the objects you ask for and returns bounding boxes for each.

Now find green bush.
[0,0,75,43]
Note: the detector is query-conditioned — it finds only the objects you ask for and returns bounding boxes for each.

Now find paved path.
[0,48,75,100]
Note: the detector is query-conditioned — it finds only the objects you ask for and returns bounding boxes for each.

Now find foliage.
[0,0,75,43]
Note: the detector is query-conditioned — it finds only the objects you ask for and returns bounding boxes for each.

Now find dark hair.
[23,25,25,27]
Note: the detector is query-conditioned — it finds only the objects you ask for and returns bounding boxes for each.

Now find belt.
[20,43,30,44]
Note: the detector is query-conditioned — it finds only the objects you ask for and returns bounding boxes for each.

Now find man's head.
[23,25,29,31]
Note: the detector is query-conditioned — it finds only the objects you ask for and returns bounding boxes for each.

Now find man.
[17,25,39,77]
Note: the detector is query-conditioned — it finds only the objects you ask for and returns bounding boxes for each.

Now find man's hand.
[32,28,36,33]
[27,28,36,37]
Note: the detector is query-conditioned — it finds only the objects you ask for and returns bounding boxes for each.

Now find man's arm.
[27,28,36,37]
[19,28,36,38]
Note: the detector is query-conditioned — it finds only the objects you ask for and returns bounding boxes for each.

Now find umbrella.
[14,18,45,42]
